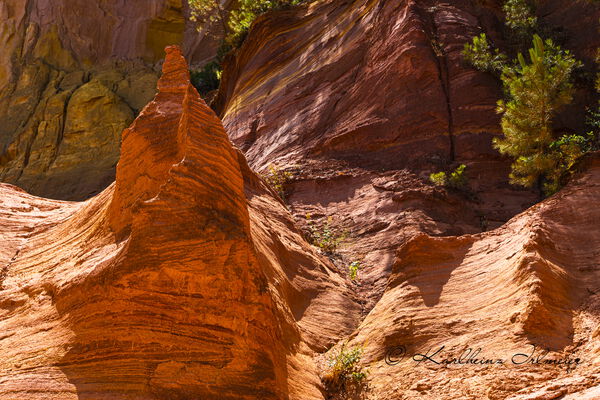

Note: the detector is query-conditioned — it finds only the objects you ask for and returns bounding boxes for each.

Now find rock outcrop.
[0,0,225,200]
[0,40,599,400]
[2,0,596,204]
[0,46,359,400]
[344,153,600,399]
[216,0,598,164]
[214,0,599,310]
[0,0,599,398]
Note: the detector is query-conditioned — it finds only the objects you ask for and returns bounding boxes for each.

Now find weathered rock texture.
[216,0,598,163]
[0,0,224,200]
[343,154,600,399]
[0,0,599,398]
[0,39,599,400]
[215,0,599,310]
[0,46,359,400]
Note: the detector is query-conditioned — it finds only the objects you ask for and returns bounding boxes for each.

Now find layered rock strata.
[0,46,359,400]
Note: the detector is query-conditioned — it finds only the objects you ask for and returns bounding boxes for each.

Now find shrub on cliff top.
[189,0,307,93]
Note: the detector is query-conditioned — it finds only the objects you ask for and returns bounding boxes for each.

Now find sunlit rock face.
[0,0,224,200]
[216,0,598,168]
[0,0,599,398]
[0,46,360,400]
[344,154,600,399]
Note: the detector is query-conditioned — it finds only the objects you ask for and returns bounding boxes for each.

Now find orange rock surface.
[0,46,359,400]
[0,0,599,396]
[347,155,600,398]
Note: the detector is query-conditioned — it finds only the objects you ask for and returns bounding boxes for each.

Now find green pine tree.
[494,35,580,195]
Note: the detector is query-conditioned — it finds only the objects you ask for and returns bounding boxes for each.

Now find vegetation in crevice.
[494,35,586,195]
[190,60,222,97]
[322,343,368,395]
[305,214,346,255]
[430,164,468,190]
[348,261,361,282]
[261,164,294,201]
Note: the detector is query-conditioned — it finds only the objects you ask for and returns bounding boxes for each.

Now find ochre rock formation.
[215,0,533,310]
[216,0,500,167]
[216,0,598,165]
[2,0,596,205]
[1,45,598,400]
[0,0,224,200]
[214,0,599,310]
[0,0,599,398]
[345,154,600,399]
[0,38,599,399]
[0,46,359,400]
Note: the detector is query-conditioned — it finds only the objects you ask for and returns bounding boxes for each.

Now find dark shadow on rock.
[388,234,475,307]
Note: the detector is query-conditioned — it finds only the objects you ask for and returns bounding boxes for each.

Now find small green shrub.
[503,0,537,32]
[429,171,447,187]
[462,33,507,74]
[323,343,367,392]
[348,261,361,282]
[261,164,293,200]
[190,61,222,96]
[306,215,345,254]
[543,132,598,195]
[448,164,467,188]
[587,103,600,136]
[463,3,595,196]
[430,164,468,189]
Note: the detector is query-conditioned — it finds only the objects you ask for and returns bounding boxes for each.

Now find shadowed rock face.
[0,46,360,400]
[0,0,224,201]
[214,0,599,313]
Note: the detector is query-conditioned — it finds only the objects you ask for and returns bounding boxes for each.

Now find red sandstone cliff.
[0,0,599,399]
[0,47,360,400]
[0,44,599,400]
[214,0,599,312]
